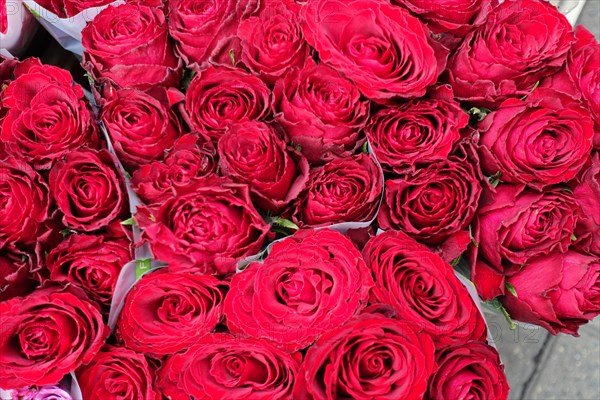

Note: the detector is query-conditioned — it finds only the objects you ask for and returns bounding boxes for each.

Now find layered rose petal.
[572,153,600,256]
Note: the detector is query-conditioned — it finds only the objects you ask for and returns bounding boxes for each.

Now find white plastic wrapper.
[0,1,38,56]
[0,373,81,399]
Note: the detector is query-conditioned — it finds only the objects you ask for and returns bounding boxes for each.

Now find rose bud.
[49,149,128,232]
[117,269,227,356]
[101,87,182,170]
[46,234,132,311]
[77,346,159,400]
[1,59,98,169]
[302,0,446,102]
[218,122,309,213]
[185,67,271,139]
[131,133,218,205]
[0,285,109,388]
[502,251,600,336]
[572,153,600,256]
[478,89,593,189]
[427,341,509,400]
[136,178,271,276]
[447,0,574,106]
[0,246,39,301]
[293,314,436,399]
[363,230,487,346]
[157,334,301,400]
[273,62,370,164]
[10,384,73,400]
[225,229,373,351]
[82,3,182,89]
[366,85,467,173]
[34,0,114,18]
[292,153,383,228]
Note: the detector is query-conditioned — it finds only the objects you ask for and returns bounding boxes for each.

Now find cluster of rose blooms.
[1,0,599,399]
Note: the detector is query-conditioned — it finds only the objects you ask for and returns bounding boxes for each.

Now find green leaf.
[83,72,95,86]
[571,234,577,242]
[295,144,302,152]
[520,81,541,100]
[180,69,196,92]
[468,226,479,248]
[60,228,74,237]
[271,217,299,231]
[467,107,491,122]
[451,256,462,267]
[505,282,518,298]
[21,254,28,262]
[486,298,517,330]
[488,171,501,188]
[121,217,137,226]
[1,83,8,91]
[135,258,151,280]
[229,49,236,66]
[24,3,41,18]
[361,142,369,154]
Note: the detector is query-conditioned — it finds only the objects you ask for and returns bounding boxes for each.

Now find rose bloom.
[218,122,309,213]
[427,341,509,400]
[46,233,132,310]
[478,89,593,189]
[366,85,467,173]
[273,62,370,164]
[136,178,270,276]
[502,251,600,336]
[100,86,182,170]
[0,245,39,301]
[49,149,128,232]
[82,3,182,88]
[157,333,301,400]
[363,231,487,346]
[293,314,437,399]
[225,229,373,351]
[447,0,574,106]
[292,153,383,228]
[77,346,159,400]
[185,67,271,139]
[0,286,108,388]
[117,269,227,356]
[1,58,98,169]
[34,0,114,18]
[131,133,218,205]
[302,0,446,102]
[572,153,600,256]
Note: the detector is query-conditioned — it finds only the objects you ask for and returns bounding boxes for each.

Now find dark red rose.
[218,122,309,213]
[0,157,51,248]
[366,86,468,173]
[157,333,301,400]
[302,0,446,102]
[225,229,372,351]
[49,149,128,232]
[502,251,600,335]
[101,87,182,170]
[447,0,574,106]
[117,269,226,356]
[131,133,218,205]
[427,341,509,400]
[185,67,271,139]
[77,346,160,400]
[82,4,182,89]
[0,246,39,301]
[363,231,487,346]
[136,179,271,276]
[238,0,308,84]
[273,62,370,164]
[293,314,436,400]
[0,285,109,388]
[35,0,114,18]
[1,59,98,169]
[572,153,600,256]
[478,89,593,189]
[292,153,382,228]
[46,234,132,310]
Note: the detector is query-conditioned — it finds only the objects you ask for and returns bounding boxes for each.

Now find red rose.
[46,234,132,310]
[101,87,182,170]
[273,62,370,164]
[0,286,109,388]
[292,153,383,228]
[0,246,39,301]
[131,133,218,205]
[447,0,574,106]
[1,59,98,169]
[366,86,468,173]
[137,179,271,276]
[502,251,600,335]
[478,89,593,189]
[238,0,308,84]
[0,157,51,248]
[157,333,301,400]
[117,269,227,356]
[293,314,436,400]
[218,122,309,213]
[185,67,271,139]
[572,153,600,256]
[363,231,487,346]
[77,346,160,400]
[82,4,182,89]
[427,341,509,400]
[302,0,446,102]
[34,0,114,18]
[49,149,128,232]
